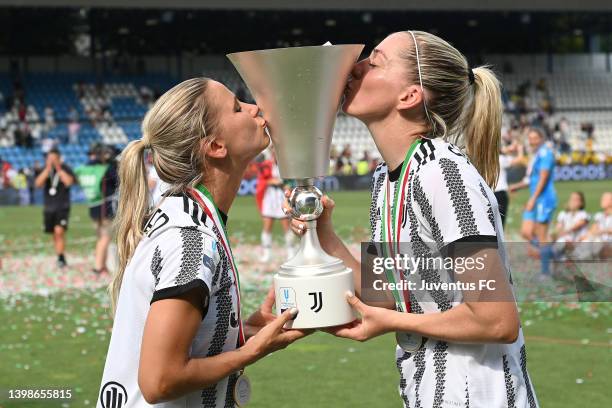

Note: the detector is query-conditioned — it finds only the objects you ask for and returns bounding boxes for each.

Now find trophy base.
[274,268,355,329]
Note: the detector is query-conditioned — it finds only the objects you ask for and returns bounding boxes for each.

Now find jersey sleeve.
[538,148,555,172]
[499,154,513,169]
[150,227,218,319]
[412,157,497,246]
[557,211,567,224]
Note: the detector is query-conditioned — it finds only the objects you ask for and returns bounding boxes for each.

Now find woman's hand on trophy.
[284,190,336,235]
[243,286,276,339]
[242,308,312,364]
[323,291,394,342]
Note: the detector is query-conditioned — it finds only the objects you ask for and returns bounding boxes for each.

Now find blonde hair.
[398,31,502,187]
[110,77,219,315]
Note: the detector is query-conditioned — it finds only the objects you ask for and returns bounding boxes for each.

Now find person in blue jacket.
[511,127,557,279]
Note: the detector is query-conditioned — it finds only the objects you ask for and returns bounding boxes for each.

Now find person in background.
[336,145,355,175]
[12,168,29,205]
[44,105,55,131]
[28,161,42,204]
[256,148,295,262]
[356,151,371,176]
[551,191,589,261]
[74,145,113,274]
[496,142,524,227]
[97,145,120,274]
[1,157,8,189]
[510,127,557,280]
[68,121,80,144]
[35,148,76,268]
[575,192,612,260]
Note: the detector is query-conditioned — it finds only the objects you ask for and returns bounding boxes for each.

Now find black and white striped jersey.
[370,138,539,408]
[98,191,241,408]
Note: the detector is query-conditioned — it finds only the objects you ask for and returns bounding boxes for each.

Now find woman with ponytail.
[98,78,308,408]
[290,32,539,406]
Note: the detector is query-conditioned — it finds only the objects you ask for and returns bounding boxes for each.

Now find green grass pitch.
[0,180,610,407]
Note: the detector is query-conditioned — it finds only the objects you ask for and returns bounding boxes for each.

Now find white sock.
[261,231,272,248]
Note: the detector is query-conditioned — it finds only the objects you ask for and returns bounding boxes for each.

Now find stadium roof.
[0,0,611,11]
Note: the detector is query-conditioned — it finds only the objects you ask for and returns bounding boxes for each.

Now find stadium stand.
[0,54,611,173]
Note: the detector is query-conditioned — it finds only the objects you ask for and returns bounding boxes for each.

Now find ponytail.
[108,77,219,317]
[397,31,502,188]
[462,66,502,188]
[110,139,150,315]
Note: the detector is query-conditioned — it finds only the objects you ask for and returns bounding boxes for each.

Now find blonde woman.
[291,31,539,407]
[98,78,307,408]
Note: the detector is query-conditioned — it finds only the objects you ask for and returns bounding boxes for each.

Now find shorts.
[494,190,509,226]
[89,202,116,222]
[261,186,287,219]
[44,209,70,233]
[523,200,556,224]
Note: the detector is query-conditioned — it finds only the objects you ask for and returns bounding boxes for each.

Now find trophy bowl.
[227,44,364,329]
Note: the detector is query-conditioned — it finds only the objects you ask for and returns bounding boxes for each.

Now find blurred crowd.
[502,77,611,166]
[0,78,82,150]
[0,155,42,205]
[329,145,379,176]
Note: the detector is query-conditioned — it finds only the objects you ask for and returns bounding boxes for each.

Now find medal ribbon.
[381,139,421,313]
[49,169,60,194]
[191,184,245,347]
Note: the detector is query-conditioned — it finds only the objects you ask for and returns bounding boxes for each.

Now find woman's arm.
[328,247,520,344]
[34,161,51,188]
[508,179,528,193]
[266,177,283,186]
[287,196,361,292]
[287,195,394,308]
[567,218,589,235]
[34,166,50,188]
[138,288,305,404]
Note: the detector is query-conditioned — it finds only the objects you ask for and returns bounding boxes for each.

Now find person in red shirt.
[256,149,295,262]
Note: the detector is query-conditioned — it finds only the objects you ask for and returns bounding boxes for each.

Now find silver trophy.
[228,44,364,329]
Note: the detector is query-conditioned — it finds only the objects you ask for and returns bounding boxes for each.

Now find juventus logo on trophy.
[228,44,364,328]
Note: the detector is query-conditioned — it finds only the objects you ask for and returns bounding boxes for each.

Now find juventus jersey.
[556,210,590,241]
[369,138,539,407]
[97,190,241,408]
[593,212,612,241]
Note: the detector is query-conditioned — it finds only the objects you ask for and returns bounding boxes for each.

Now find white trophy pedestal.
[272,219,356,329]
[274,267,355,329]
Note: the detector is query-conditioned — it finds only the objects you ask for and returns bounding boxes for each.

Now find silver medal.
[49,187,57,196]
[233,373,251,406]
[396,331,423,352]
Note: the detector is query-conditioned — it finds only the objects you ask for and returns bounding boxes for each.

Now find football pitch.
[0,180,610,407]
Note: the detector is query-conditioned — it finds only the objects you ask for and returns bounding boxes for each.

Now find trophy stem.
[295,178,314,187]
[281,219,344,276]
[296,220,324,263]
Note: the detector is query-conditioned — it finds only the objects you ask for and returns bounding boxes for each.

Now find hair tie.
[468,68,475,85]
